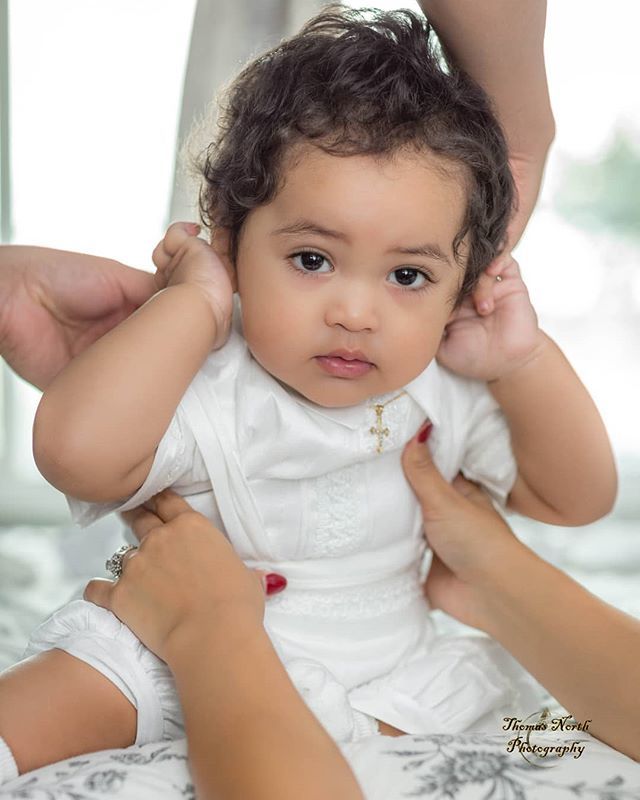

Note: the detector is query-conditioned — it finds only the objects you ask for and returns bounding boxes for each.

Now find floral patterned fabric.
[1,730,639,799]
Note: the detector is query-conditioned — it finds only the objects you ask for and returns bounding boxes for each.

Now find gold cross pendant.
[369,404,390,454]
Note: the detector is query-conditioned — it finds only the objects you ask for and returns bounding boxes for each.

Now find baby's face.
[233,144,468,408]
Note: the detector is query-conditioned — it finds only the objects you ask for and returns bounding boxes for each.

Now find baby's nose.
[324,285,379,332]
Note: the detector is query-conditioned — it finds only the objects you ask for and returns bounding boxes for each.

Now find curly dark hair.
[197,3,514,300]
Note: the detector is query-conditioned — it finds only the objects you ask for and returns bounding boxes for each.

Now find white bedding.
[1,519,640,798]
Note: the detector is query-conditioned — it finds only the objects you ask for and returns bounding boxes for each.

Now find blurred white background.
[1,1,639,543]
[2,0,196,515]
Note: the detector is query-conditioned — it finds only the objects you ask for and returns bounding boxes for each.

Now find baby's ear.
[210,226,237,293]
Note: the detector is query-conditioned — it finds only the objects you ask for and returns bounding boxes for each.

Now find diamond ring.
[105,544,138,580]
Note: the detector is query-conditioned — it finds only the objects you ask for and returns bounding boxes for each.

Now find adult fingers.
[254,569,288,596]
[401,421,460,518]
[113,265,157,308]
[145,490,194,522]
[120,506,163,542]
[421,553,451,610]
[451,474,495,510]
[83,578,116,609]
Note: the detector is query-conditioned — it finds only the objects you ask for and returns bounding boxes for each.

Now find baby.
[0,4,616,780]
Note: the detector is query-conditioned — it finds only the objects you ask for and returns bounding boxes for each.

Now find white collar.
[403,359,444,429]
[272,358,444,432]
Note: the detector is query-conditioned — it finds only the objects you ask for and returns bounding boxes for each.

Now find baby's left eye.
[388,268,432,290]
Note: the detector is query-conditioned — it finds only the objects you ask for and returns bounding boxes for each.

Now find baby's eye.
[290,251,332,274]
[388,267,432,291]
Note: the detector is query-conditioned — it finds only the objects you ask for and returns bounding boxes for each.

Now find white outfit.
[23,295,542,745]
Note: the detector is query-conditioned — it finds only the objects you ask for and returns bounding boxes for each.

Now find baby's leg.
[0,648,137,778]
[376,719,407,737]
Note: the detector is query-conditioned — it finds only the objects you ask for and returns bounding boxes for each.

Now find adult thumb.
[401,421,458,517]
[83,578,115,610]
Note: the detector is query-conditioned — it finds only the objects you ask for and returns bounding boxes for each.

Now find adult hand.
[84,490,286,665]
[0,245,157,389]
[401,422,519,632]
[402,420,640,764]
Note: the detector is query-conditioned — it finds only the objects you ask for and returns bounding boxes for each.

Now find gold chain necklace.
[368,390,408,454]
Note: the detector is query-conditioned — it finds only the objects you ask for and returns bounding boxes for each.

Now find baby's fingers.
[472,271,498,316]
[152,222,201,271]
[472,253,519,315]
[485,252,519,278]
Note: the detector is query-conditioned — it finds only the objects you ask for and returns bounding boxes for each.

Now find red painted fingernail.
[265,573,287,595]
[417,422,433,443]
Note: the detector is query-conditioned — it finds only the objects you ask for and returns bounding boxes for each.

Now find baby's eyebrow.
[391,243,452,267]
[272,219,346,241]
[271,218,452,267]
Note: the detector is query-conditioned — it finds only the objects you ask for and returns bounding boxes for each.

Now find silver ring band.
[105,544,138,579]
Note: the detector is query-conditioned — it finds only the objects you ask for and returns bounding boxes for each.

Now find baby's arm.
[439,256,617,526]
[490,331,617,525]
[33,223,233,503]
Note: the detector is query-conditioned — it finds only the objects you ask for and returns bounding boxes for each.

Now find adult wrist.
[470,535,543,640]
[164,611,267,675]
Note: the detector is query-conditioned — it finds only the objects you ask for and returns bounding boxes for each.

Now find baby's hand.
[152,222,234,351]
[436,255,543,381]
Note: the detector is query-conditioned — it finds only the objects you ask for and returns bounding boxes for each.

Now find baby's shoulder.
[198,324,250,387]
[195,296,266,394]
[407,360,493,425]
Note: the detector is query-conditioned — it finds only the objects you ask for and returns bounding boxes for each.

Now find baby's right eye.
[289,251,332,274]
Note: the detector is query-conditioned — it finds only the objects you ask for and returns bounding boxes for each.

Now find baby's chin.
[275,372,415,409]
[247,346,434,408]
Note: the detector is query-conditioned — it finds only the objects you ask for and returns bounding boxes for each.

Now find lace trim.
[164,414,187,485]
[268,570,422,619]
[304,461,367,556]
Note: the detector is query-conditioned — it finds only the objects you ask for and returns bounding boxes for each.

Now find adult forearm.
[477,539,640,761]
[33,284,218,501]
[418,1,555,247]
[418,0,555,152]
[167,623,365,800]
[490,332,617,525]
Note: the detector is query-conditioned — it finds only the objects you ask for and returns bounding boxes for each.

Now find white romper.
[23,295,542,745]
